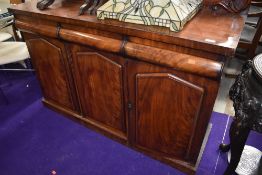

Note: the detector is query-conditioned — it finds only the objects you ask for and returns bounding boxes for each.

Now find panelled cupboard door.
[69,45,127,140]
[26,37,76,111]
[127,59,219,164]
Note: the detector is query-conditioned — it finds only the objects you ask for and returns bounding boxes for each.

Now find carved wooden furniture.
[237,1,262,59]
[37,0,55,10]
[37,0,107,14]
[220,54,262,175]
[208,0,251,13]
[9,0,246,174]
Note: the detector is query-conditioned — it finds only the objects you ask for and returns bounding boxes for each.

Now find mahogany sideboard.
[9,1,246,174]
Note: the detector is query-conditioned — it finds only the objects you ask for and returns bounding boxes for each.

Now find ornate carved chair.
[219,54,262,175]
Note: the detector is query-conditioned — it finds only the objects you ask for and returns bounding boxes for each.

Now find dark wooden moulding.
[9,0,246,174]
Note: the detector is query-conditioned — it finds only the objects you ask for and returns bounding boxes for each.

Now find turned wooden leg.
[37,0,55,10]
[222,120,250,175]
[220,55,262,175]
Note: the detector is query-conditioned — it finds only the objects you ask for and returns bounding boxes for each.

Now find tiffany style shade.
[97,0,203,32]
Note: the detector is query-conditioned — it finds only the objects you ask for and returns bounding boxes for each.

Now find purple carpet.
[0,72,261,175]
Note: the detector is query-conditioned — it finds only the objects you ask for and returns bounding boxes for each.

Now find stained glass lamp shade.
[97,0,203,32]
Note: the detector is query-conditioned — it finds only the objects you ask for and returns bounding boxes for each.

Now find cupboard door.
[135,73,204,158]
[127,59,218,164]
[70,45,127,139]
[26,37,76,111]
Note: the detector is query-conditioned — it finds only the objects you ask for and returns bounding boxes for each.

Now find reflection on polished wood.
[9,0,246,174]
[10,0,246,56]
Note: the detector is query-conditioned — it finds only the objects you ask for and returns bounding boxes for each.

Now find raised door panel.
[71,47,127,138]
[27,38,75,110]
[135,73,204,159]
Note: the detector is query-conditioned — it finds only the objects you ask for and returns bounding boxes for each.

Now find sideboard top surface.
[9,0,246,57]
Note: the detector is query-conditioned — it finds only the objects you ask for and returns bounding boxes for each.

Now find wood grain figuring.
[127,59,220,165]
[9,1,246,174]
[27,38,74,110]
[42,98,128,143]
[72,48,126,135]
[15,20,57,38]
[127,36,224,61]
[15,19,222,79]
[9,0,246,57]
[15,20,123,53]
[135,73,204,159]
[124,42,223,79]
[59,28,122,53]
